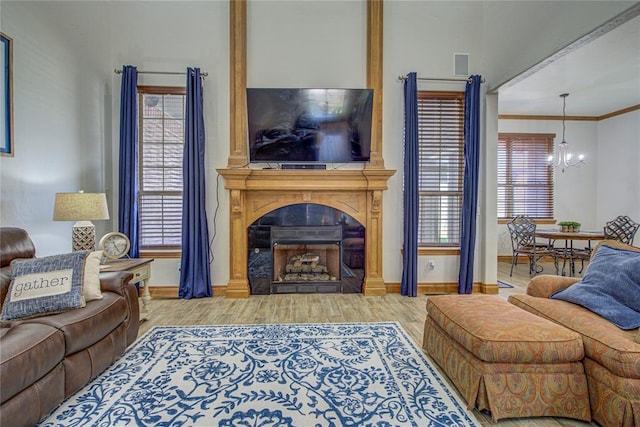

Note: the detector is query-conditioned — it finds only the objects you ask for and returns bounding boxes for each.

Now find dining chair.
[507,215,559,277]
[604,215,639,245]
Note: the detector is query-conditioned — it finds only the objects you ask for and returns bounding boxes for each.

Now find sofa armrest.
[527,274,581,298]
[99,271,133,296]
[99,271,139,345]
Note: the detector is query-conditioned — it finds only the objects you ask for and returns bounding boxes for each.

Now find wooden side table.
[100,258,154,320]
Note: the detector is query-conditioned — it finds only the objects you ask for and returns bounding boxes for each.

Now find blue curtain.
[401,72,418,297]
[118,65,139,258]
[179,68,212,299]
[458,75,482,294]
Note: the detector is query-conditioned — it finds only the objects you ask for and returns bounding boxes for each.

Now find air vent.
[453,53,469,76]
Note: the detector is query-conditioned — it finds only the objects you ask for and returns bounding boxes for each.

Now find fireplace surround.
[218,168,395,297]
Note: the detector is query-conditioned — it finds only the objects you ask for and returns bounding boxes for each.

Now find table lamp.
[53,191,110,251]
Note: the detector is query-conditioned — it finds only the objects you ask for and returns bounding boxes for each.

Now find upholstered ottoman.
[423,294,591,422]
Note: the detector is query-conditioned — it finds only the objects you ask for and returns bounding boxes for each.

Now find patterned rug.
[40,323,479,427]
[497,280,514,289]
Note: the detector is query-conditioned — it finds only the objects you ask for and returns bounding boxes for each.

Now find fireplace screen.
[271,226,342,293]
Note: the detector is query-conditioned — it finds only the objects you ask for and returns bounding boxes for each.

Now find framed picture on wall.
[0,32,13,157]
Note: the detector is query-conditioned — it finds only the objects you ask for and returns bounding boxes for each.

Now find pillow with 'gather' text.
[1,251,88,320]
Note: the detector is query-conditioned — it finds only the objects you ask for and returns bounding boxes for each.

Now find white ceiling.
[498,13,640,117]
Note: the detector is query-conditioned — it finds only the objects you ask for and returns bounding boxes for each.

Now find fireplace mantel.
[218,168,395,297]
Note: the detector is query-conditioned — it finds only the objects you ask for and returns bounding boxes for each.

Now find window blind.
[138,87,186,249]
[498,133,554,219]
[417,91,464,246]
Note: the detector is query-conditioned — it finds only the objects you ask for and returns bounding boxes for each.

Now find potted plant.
[558,221,581,232]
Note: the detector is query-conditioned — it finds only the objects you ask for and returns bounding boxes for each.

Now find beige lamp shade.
[53,192,110,251]
[53,192,110,221]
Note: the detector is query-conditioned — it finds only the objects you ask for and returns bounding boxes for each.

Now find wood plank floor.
[139,261,594,426]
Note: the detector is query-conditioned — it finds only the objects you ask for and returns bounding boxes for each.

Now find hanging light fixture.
[547,93,585,173]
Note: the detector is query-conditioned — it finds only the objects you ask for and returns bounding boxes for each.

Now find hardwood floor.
[139,261,593,427]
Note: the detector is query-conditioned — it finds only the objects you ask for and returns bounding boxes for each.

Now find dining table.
[535,229,605,276]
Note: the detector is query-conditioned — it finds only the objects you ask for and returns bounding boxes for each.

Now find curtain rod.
[397,75,485,84]
[114,68,208,77]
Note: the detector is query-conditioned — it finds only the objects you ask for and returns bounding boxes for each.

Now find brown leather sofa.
[0,227,140,427]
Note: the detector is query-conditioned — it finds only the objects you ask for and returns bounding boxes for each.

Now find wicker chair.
[604,215,639,245]
[507,215,559,277]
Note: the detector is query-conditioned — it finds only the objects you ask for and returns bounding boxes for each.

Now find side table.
[100,258,154,320]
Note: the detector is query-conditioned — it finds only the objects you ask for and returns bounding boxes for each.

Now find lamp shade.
[53,192,110,221]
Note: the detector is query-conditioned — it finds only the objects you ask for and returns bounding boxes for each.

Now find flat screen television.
[247,88,373,164]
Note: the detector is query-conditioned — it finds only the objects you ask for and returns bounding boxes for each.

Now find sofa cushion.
[551,243,640,330]
[509,294,640,379]
[0,322,65,403]
[27,291,128,356]
[2,252,88,321]
[427,294,584,364]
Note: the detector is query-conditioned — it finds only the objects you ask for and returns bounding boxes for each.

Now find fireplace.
[248,205,364,294]
[218,168,395,297]
[271,226,342,293]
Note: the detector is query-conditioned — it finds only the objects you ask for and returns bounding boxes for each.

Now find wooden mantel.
[218,168,395,297]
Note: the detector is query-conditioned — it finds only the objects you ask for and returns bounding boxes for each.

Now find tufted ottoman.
[423,294,591,422]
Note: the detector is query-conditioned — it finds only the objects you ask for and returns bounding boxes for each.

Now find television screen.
[247,88,373,164]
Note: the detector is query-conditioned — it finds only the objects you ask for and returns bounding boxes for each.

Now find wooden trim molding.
[153,282,499,298]
[366,0,384,169]
[228,0,248,167]
[598,104,640,120]
[499,104,640,122]
[498,114,596,121]
[139,251,181,259]
[498,218,557,225]
[418,247,460,256]
[149,286,226,298]
[385,282,497,294]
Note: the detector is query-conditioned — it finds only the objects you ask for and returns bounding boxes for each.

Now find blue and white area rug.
[497,280,514,289]
[40,323,479,427]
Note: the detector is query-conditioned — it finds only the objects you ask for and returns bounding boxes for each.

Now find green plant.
[558,221,581,227]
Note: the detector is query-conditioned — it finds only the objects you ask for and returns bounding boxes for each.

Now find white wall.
[596,110,640,229]
[481,1,635,89]
[1,0,632,288]
[0,1,112,256]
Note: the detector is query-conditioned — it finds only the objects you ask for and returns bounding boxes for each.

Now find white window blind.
[138,86,186,250]
[498,133,554,219]
[417,91,464,246]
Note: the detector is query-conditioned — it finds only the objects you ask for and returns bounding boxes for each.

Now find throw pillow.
[551,243,640,330]
[83,251,103,302]
[1,251,88,321]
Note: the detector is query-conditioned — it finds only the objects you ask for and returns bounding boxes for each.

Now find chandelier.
[547,93,585,173]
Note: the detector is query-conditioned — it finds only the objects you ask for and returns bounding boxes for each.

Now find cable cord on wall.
[209,172,221,264]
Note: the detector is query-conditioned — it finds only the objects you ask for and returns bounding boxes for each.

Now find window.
[137,86,186,250]
[417,91,464,246]
[498,133,554,220]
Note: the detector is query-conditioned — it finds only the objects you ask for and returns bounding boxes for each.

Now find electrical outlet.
[428,260,435,270]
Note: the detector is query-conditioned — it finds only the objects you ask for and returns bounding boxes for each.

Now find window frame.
[416,90,465,248]
[137,85,186,256]
[497,132,555,222]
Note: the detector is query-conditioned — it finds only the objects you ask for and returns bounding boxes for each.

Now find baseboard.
[149,281,499,298]
[385,281,497,294]
[148,286,226,298]
[498,254,558,263]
